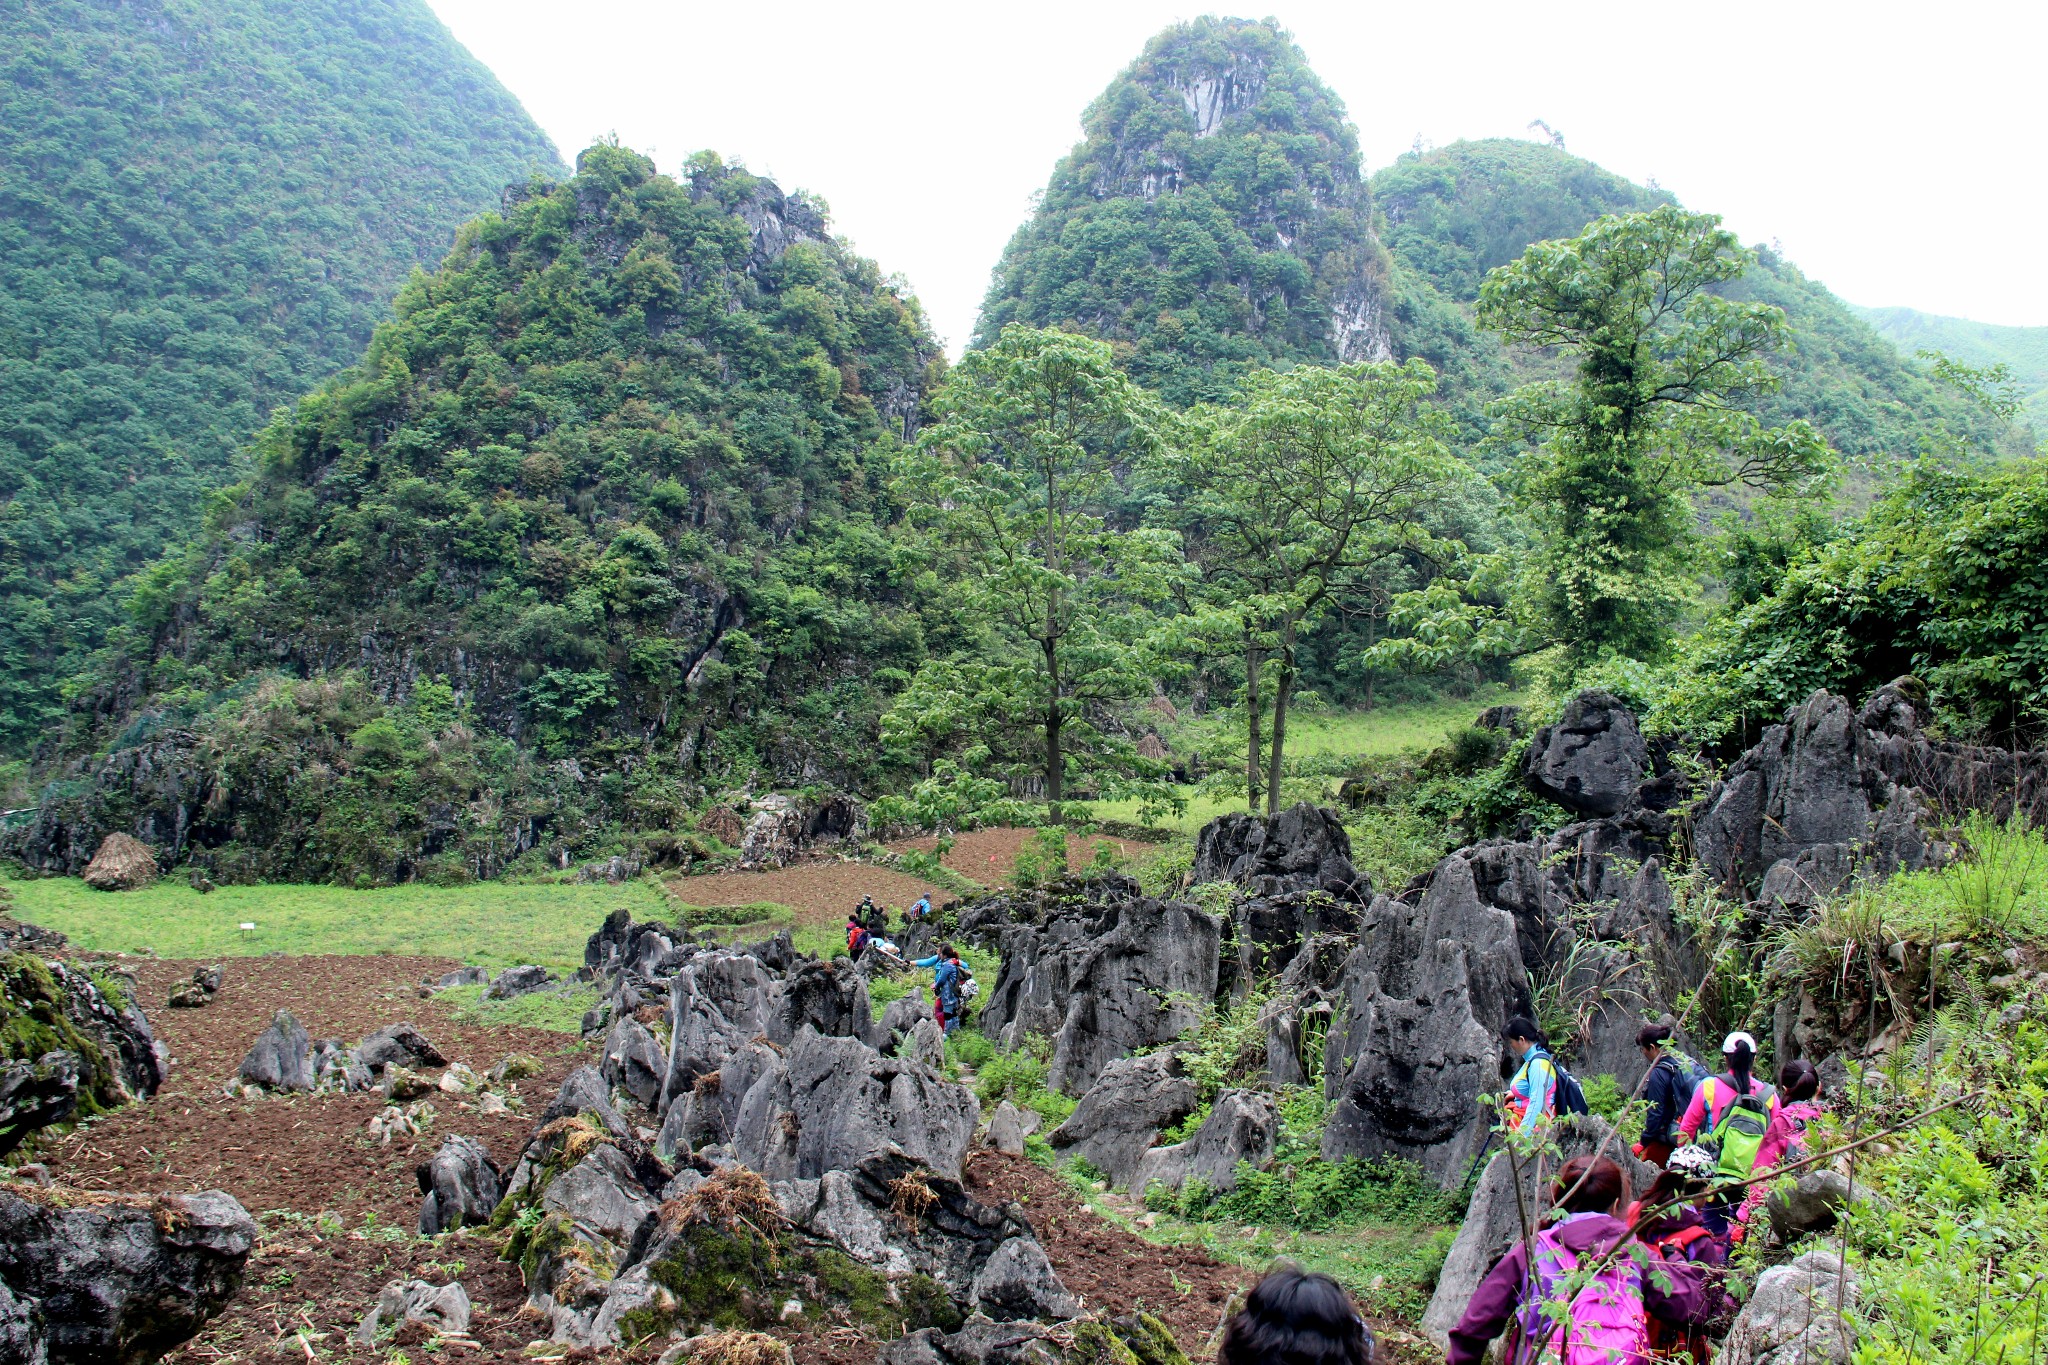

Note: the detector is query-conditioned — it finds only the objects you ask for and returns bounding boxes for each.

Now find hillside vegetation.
[1371,138,2026,459]
[0,0,560,754]
[1857,304,2048,429]
[976,16,1394,406]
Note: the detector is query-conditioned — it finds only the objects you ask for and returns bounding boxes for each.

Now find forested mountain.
[1371,139,2023,457]
[1856,305,2048,430]
[15,146,940,882]
[0,0,561,755]
[975,17,1394,406]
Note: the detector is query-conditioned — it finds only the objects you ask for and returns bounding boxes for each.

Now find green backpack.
[1708,1082,1773,1181]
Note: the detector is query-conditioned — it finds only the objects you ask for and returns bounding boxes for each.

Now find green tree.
[1163,361,1470,813]
[890,326,1179,820]
[1477,205,1831,668]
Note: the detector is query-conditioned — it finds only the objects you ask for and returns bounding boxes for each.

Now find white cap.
[1722,1031,1758,1054]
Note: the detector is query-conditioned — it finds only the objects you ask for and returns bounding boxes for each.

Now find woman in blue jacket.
[912,943,973,1034]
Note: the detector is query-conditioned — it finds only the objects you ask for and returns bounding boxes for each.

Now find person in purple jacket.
[1447,1156,1709,1365]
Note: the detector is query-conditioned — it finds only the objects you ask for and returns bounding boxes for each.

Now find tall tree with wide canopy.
[1163,360,1470,814]
[888,326,1180,821]
[1477,205,1831,668]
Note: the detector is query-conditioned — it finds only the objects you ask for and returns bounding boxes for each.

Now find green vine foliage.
[0,0,561,753]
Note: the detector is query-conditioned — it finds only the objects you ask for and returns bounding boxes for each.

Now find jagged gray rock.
[727,1029,978,1181]
[236,1009,313,1092]
[1132,1088,1276,1196]
[353,1279,471,1346]
[416,1134,502,1235]
[486,964,557,1000]
[1722,1247,1858,1365]
[1046,1050,1197,1189]
[0,1055,79,1157]
[355,1021,445,1072]
[1521,690,1650,816]
[969,1236,1079,1321]
[601,1016,666,1109]
[310,1039,374,1093]
[1696,690,1941,898]
[1321,856,1533,1183]
[0,1278,42,1365]
[0,1186,256,1365]
[542,1143,659,1244]
[427,965,490,990]
[967,874,1218,1094]
[1192,803,1366,897]
[659,951,775,1106]
[985,1101,1028,1156]
[1767,1169,1880,1242]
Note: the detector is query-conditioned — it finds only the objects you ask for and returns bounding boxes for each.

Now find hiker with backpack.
[1218,1264,1373,1365]
[1633,1022,1707,1167]
[1626,1145,1739,1360]
[912,942,975,1035]
[1676,1032,1779,1235]
[1446,1155,1708,1365]
[846,913,873,960]
[1503,1016,1575,1135]
[1734,1060,1826,1234]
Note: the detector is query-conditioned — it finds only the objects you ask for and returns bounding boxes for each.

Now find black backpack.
[1551,1056,1591,1116]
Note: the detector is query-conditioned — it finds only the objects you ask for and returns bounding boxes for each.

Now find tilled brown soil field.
[32,952,1255,1363]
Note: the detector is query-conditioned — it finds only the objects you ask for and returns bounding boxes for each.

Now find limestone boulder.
[968,873,1218,1094]
[1722,1247,1858,1365]
[416,1134,502,1235]
[485,964,556,1001]
[600,1016,666,1109]
[1320,858,1533,1183]
[727,1030,978,1181]
[355,1021,445,1072]
[0,1185,256,1365]
[353,1279,470,1346]
[1046,1050,1197,1189]
[1133,1089,1277,1196]
[1192,803,1367,898]
[236,1009,313,1092]
[1521,690,1650,816]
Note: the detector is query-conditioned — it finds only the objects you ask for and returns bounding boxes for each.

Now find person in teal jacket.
[912,943,973,1034]
[1502,1016,1559,1136]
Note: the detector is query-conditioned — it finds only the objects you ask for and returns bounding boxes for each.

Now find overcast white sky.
[427,0,2047,354]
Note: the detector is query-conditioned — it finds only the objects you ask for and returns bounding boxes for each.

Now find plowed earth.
[33,953,1249,1363]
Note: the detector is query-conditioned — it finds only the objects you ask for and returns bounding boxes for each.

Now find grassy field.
[1089,687,1525,834]
[0,872,687,970]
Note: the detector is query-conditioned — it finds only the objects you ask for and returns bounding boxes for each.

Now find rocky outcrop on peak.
[962,874,1219,1094]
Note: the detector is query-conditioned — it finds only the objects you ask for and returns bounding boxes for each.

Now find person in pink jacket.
[1736,1059,1825,1235]
[1676,1032,1778,1234]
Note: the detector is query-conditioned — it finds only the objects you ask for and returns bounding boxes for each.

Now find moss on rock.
[0,952,119,1117]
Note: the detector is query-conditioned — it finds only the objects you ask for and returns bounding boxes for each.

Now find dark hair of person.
[1636,1021,1674,1049]
[1725,1037,1756,1095]
[938,942,955,959]
[1503,1016,1547,1046]
[1552,1155,1627,1215]
[1218,1264,1373,1365]
[1778,1059,1821,1102]
[1641,1165,1709,1211]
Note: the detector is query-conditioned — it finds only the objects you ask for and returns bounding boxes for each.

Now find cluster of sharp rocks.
[1,680,2045,1363]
